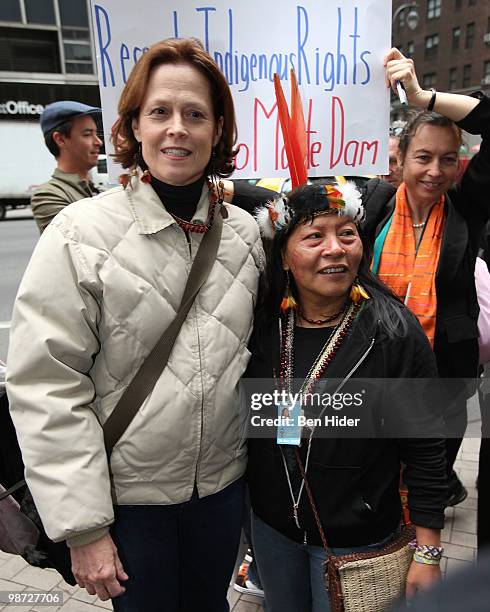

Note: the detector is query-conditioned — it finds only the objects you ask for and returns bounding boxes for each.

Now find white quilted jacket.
[7,177,262,543]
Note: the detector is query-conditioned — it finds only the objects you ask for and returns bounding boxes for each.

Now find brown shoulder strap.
[103,210,224,457]
[295,447,331,554]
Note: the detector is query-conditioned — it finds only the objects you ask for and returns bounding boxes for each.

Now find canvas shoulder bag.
[295,447,415,612]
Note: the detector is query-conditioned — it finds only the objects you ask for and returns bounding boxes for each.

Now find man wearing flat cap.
[31,101,103,233]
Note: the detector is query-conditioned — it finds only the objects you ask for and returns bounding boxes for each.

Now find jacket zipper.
[297,336,376,543]
[185,230,205,487]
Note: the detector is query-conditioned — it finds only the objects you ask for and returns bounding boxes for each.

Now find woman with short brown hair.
[7,37,263,612]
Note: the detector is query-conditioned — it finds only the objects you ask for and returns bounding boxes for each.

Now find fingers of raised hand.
[386,59,415,91]
[383,47,405,65]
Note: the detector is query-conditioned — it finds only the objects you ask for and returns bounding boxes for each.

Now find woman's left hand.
[405,559,441,600]
[383,47,426,107]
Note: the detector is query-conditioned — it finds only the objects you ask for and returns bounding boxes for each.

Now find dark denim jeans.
[252,512,398,612]
[111,478,244,612]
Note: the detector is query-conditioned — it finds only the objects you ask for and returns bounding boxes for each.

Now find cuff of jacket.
[456,91,489,135]
[66,525,111,548]
[410,510,445,530]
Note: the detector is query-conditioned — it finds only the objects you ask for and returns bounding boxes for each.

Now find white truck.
[0,121,111,221]
[0,120,55,220]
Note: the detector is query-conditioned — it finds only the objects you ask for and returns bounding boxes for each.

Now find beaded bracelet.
[413,552,441,565]
[409,539,444,565]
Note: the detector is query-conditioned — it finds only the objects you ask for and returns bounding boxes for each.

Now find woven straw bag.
[326,523,415,612]
[295,448,415,612]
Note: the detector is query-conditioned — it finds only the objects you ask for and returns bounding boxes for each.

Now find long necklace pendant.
[293,503,301,529]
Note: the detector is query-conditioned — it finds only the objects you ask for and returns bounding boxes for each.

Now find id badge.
[276,400,302,446]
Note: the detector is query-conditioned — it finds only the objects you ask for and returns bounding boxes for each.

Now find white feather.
[337,181,364,222]
[255,204,275,239]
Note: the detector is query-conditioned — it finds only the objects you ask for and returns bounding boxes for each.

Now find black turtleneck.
[150,175,205,222]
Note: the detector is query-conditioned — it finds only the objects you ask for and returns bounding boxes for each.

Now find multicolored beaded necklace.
[279,301,360,399]
[278,301,361,531]
[171,177,223,234]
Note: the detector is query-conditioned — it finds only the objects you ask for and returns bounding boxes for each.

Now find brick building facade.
[392,0,490,94]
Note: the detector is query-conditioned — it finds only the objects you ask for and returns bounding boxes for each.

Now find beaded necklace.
[279,301,360,398]
[278,301,360,532]
[298,304,346,326]
[170,177,222,234]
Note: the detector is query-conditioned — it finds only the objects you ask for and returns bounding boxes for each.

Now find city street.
[0,208,38,362]
[0,440,481,610]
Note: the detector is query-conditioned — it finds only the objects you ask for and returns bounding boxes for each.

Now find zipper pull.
[304,531,307,546]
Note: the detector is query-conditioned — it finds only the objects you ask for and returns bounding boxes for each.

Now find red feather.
[273,70,308,188]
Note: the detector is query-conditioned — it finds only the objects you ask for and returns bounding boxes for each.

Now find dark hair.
[255,184,408,340]
[112,37,237,177]
[398,110,462,162]
[44,120,74,158]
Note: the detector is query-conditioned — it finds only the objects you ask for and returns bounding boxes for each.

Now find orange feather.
[273,70,308,188]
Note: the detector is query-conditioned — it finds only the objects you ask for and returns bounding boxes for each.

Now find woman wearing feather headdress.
[244,181,447,611]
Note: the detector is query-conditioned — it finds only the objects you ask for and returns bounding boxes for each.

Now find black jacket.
[247,300,447,548]
[362,93,490,380]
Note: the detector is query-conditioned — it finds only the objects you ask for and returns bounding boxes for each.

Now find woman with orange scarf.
[365,48,490,507]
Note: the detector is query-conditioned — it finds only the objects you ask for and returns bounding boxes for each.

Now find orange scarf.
[377,184,445,347]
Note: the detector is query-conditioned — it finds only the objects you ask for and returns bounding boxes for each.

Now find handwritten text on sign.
[91,0,392,179]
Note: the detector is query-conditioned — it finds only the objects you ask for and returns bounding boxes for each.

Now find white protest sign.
[90,0,392,179]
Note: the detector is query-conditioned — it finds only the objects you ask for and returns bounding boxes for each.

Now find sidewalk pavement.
[0,438,480,611]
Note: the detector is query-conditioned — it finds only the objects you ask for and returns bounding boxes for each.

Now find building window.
[483,61,490,87]
[0,0,22,22]
[425,34,439,59]
[427,0,441,19]
[406,41,414,57]
[452,27,461,50]
[466,22,475,48]
[58,0,93,74]
[0,0,94,76]
[0,26,60,72]
[423,73,437,88]
[449,68,457,90]
[455,0,462,9]
[25,0,56,25]
[58,0,89,27]
[463,64,472,88]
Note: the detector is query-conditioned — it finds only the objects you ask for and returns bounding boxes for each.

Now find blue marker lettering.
[196,7,216,52]
[336,7,347,85]
[94,4,115,87]
[120,43,130,83]
[172,10,179,38]
[296,6,310,85]
[360,51,371,84]
[323,53,335,92]
[350,7,360,83]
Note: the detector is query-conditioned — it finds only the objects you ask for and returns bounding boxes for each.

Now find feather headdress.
[255,181,364,239]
